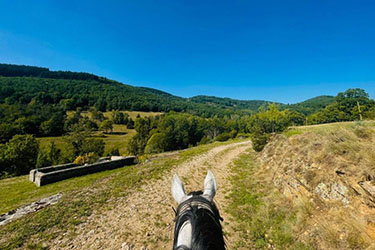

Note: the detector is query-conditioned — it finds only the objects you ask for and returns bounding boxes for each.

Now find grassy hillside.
[223,121,375,249]
[251,121,375,249]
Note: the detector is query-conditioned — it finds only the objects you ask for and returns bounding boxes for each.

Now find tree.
[36,141,61,168]
[127,118,135,129]
[64,122,105,159]
[145,132,168,154]
[1,134,39,176]
[90,108,106,121]
[99,120,113,133]
[112,110,129,124]
[40,112,66,136]
[307,88,374,124]
[247,103,289,134]
[81,138,105,156]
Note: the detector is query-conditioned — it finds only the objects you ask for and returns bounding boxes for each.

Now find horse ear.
[203,170,217,201]
[172,174,186,204]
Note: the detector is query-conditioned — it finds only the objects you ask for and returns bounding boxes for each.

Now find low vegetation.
[227,150,314,249]
[259,121,375,249]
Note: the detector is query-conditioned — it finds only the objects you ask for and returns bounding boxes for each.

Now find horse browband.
[175,195,218,219]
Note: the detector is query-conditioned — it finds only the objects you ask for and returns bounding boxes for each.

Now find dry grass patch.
[260,120,375,249]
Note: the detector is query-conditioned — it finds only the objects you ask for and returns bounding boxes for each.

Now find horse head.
[171,170,225,250]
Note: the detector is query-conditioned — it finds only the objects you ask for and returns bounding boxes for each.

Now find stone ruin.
[29,156,136,186]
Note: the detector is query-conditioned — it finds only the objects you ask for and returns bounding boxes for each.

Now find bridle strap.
[173,195,223,250]
[175,195,223,221]
[174,245,190,250]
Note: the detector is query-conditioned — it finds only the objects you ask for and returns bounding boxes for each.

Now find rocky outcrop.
[259,128,375,244]
[0,193,62,226]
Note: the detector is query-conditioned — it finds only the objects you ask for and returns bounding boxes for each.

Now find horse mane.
[173,191,226,250]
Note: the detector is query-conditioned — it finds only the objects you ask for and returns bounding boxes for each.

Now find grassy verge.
[226,150,315,249]
[285,120,375,137]
[0,140,240,249]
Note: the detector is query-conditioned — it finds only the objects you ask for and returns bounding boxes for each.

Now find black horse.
[171,170,226,250]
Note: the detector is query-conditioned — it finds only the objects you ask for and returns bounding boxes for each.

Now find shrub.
[126,118,135,129]
[36,148,52,168]
[144,132,168,154]
[73,152,99,165]
[215,132,231,142]
[81,138,105,156]
[199,136,211,145]
[99,120,113,133]
[251,132,270,152]
[106,147,120,156]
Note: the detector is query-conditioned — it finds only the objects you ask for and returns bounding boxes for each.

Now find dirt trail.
[51,140,251,250]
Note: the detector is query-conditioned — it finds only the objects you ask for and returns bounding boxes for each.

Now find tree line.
[0,109,131,178]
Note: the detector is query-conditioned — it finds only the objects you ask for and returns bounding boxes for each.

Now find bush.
[236,133,250,139]
[112,110,129,125]
[36,142,62,168]
[106,147,120,156]
[251,132,270,152]
[99,120,113,133]
[74,152,99,165]
[81,138,105,156]
[229,130,238,138]
[126,118,135,129]
[215,132,231,142]
[144,132,168,154]
[36,149,52,168]
[199,136,211,145]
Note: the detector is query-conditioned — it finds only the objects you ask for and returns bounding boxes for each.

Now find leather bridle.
[172,195,223,250]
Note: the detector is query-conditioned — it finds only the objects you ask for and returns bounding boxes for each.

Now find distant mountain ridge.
[0,63,334,116]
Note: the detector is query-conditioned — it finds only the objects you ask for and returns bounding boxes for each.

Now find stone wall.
[30,156,136,186]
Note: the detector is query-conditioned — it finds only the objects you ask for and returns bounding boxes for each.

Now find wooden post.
[357,101,363,121]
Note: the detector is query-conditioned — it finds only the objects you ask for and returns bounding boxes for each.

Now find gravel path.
[51,140,251,250]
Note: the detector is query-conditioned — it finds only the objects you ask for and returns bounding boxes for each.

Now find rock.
[121,242,134,250]
[0,193,62,226]
[358,181,375,197]
[315,182,349,205]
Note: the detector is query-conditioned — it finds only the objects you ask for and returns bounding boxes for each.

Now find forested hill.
[282,95,335,115]
[0,64,245,117]
[0,63,333,116]
[188,95,273,112]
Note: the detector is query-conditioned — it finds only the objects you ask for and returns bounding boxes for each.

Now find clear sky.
[0,0,374,103]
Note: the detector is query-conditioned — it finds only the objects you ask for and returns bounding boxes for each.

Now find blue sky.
[0,0,374,103]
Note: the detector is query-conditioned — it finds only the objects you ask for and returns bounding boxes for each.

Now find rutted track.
[51,140,251,249]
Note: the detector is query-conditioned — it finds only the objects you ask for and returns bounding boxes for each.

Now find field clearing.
[38,124,136,155]
[48,110,162,154]
[104,111,163,119]
[68,110,163,119]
